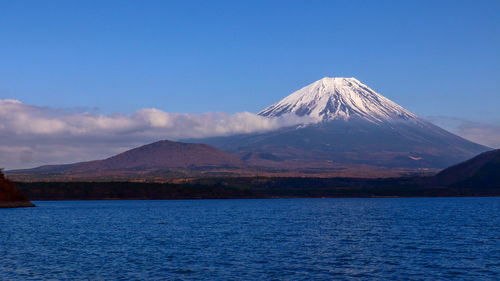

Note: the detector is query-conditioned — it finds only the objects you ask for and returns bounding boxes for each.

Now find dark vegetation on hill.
[13,177,497,201]
[0,170,35,207]
[13,150,500,201]
[434,149,500,189]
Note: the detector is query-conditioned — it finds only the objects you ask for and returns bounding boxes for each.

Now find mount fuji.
[195,77,489,170]
[9,77,490,180]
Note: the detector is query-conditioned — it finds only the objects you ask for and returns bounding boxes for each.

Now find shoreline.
[27,195,500,202]
[0,201,36,208]
[14,179,500,201]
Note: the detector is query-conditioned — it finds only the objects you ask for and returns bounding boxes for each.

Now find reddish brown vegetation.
[0,170,34,207]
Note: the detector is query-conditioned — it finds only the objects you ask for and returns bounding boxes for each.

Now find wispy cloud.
[3,100,497,170]
[0,99,314,169]
[426,116,500,149]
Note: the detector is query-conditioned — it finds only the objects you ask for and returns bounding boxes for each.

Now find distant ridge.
[9,140,244,179]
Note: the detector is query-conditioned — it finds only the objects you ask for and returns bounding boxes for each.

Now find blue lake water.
[1,198,499,280]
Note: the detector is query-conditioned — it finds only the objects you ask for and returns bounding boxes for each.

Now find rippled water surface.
[1,198,500,280]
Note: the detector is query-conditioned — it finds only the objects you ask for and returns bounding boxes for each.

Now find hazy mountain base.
[193,119,487,169]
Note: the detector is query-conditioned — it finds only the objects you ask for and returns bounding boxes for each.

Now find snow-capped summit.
[259,77,417,123]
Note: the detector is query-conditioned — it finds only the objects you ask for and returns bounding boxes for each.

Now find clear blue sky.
[1,0,499,121]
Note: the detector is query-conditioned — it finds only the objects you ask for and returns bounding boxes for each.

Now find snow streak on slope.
[259,77,418,123]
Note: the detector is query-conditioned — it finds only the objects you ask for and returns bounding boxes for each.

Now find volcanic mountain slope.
[9,140,245,180]
[195,77,488,169]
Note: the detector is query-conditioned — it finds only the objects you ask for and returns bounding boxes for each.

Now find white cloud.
[3,100,496,170]
[426,116,500,149]
[0,99,313,169]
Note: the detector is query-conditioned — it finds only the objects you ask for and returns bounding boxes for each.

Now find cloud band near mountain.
[0,99,313,169]
[1,99,498,170]
[426,116,500,149]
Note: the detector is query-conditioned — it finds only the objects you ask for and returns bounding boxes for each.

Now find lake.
[1,198,499,280]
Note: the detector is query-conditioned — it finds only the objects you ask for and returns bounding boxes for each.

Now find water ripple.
[1,198,499,280]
